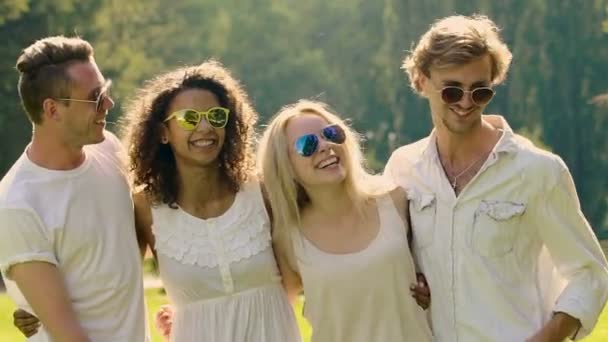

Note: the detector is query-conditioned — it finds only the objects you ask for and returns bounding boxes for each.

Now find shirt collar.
[420,115,521,160]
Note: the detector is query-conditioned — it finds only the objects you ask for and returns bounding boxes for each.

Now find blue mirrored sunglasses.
[294,124,346,157]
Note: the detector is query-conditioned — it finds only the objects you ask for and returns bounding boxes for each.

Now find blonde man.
[385,15,608,342]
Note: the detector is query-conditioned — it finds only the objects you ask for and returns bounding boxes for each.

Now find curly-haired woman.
[122,60,300,342]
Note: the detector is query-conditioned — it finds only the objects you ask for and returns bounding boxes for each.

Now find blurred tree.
[0,0,606,231]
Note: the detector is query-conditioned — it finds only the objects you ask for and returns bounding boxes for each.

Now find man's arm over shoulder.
[0,208,89,342]
[529,155,608,340]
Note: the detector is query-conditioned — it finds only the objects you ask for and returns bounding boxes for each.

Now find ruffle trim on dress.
[153,203,272,268]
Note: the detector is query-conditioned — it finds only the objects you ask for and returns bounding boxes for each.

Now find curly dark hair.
[120,60,258,207]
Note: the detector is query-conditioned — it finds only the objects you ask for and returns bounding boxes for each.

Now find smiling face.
[420,54,494,136]
[286,113,347,189]
[55,59,115,146]
[161,88,226,168]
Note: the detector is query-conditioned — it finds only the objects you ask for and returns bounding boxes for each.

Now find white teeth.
[191,140,214,147]
[318,156,338,169]
[95,120,105,125]
[450,108,474,116]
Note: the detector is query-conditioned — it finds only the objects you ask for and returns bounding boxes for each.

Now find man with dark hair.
[0,36,148,341]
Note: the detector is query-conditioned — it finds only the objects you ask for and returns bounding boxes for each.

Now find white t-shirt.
[0,132,148,342]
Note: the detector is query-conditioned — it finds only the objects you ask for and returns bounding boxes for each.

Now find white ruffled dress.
[151,182,300,342]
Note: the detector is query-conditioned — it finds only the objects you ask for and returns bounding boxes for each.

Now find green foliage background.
[0,0,607,235]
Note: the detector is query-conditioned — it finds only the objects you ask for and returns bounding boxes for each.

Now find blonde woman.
[258,100,433,342]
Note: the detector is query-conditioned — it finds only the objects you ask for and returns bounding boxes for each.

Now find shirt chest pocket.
[408,190,436,249]
[471,200,525,258]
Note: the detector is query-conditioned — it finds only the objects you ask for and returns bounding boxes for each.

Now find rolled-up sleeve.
[0,208,57,279]
[532,159,608,339]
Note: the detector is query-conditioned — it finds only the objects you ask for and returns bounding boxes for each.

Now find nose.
[195,116,213,132]
[104,96,115,111]
[316,136,330,154]
[456,90,474,108]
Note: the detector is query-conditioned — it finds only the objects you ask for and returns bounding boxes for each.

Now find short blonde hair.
[403,14,513,94]
[258,100,389,269]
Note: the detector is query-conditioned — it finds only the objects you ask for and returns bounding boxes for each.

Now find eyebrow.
[87,86,102,100]
[442,80,490,88]
[87,79,111,100]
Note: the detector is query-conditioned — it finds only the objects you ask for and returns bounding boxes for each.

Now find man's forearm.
[10,261,90,342]
[527,312,580,342]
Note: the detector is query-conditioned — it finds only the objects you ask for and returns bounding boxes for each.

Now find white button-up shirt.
[384,115,608,342]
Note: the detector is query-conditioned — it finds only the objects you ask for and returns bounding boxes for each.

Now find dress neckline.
[176,189,244,224]
[300,196,386,258]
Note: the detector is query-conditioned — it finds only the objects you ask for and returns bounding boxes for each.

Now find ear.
[159,123,170,144]
[417,74,430,98]
[42,98,60,121]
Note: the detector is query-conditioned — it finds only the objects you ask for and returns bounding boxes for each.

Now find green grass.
[0,293,18,341]
[0,289,311,342]
[1,290,606,341]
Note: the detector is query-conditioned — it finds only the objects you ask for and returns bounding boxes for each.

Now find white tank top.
[294,194,433,342]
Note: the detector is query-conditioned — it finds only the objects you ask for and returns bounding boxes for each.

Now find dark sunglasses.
[436,86,495,106]
[164,107,230,130]
[55,79,113,112]
[294,124,346,157]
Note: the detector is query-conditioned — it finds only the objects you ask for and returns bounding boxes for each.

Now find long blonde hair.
[258,100,389,269]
